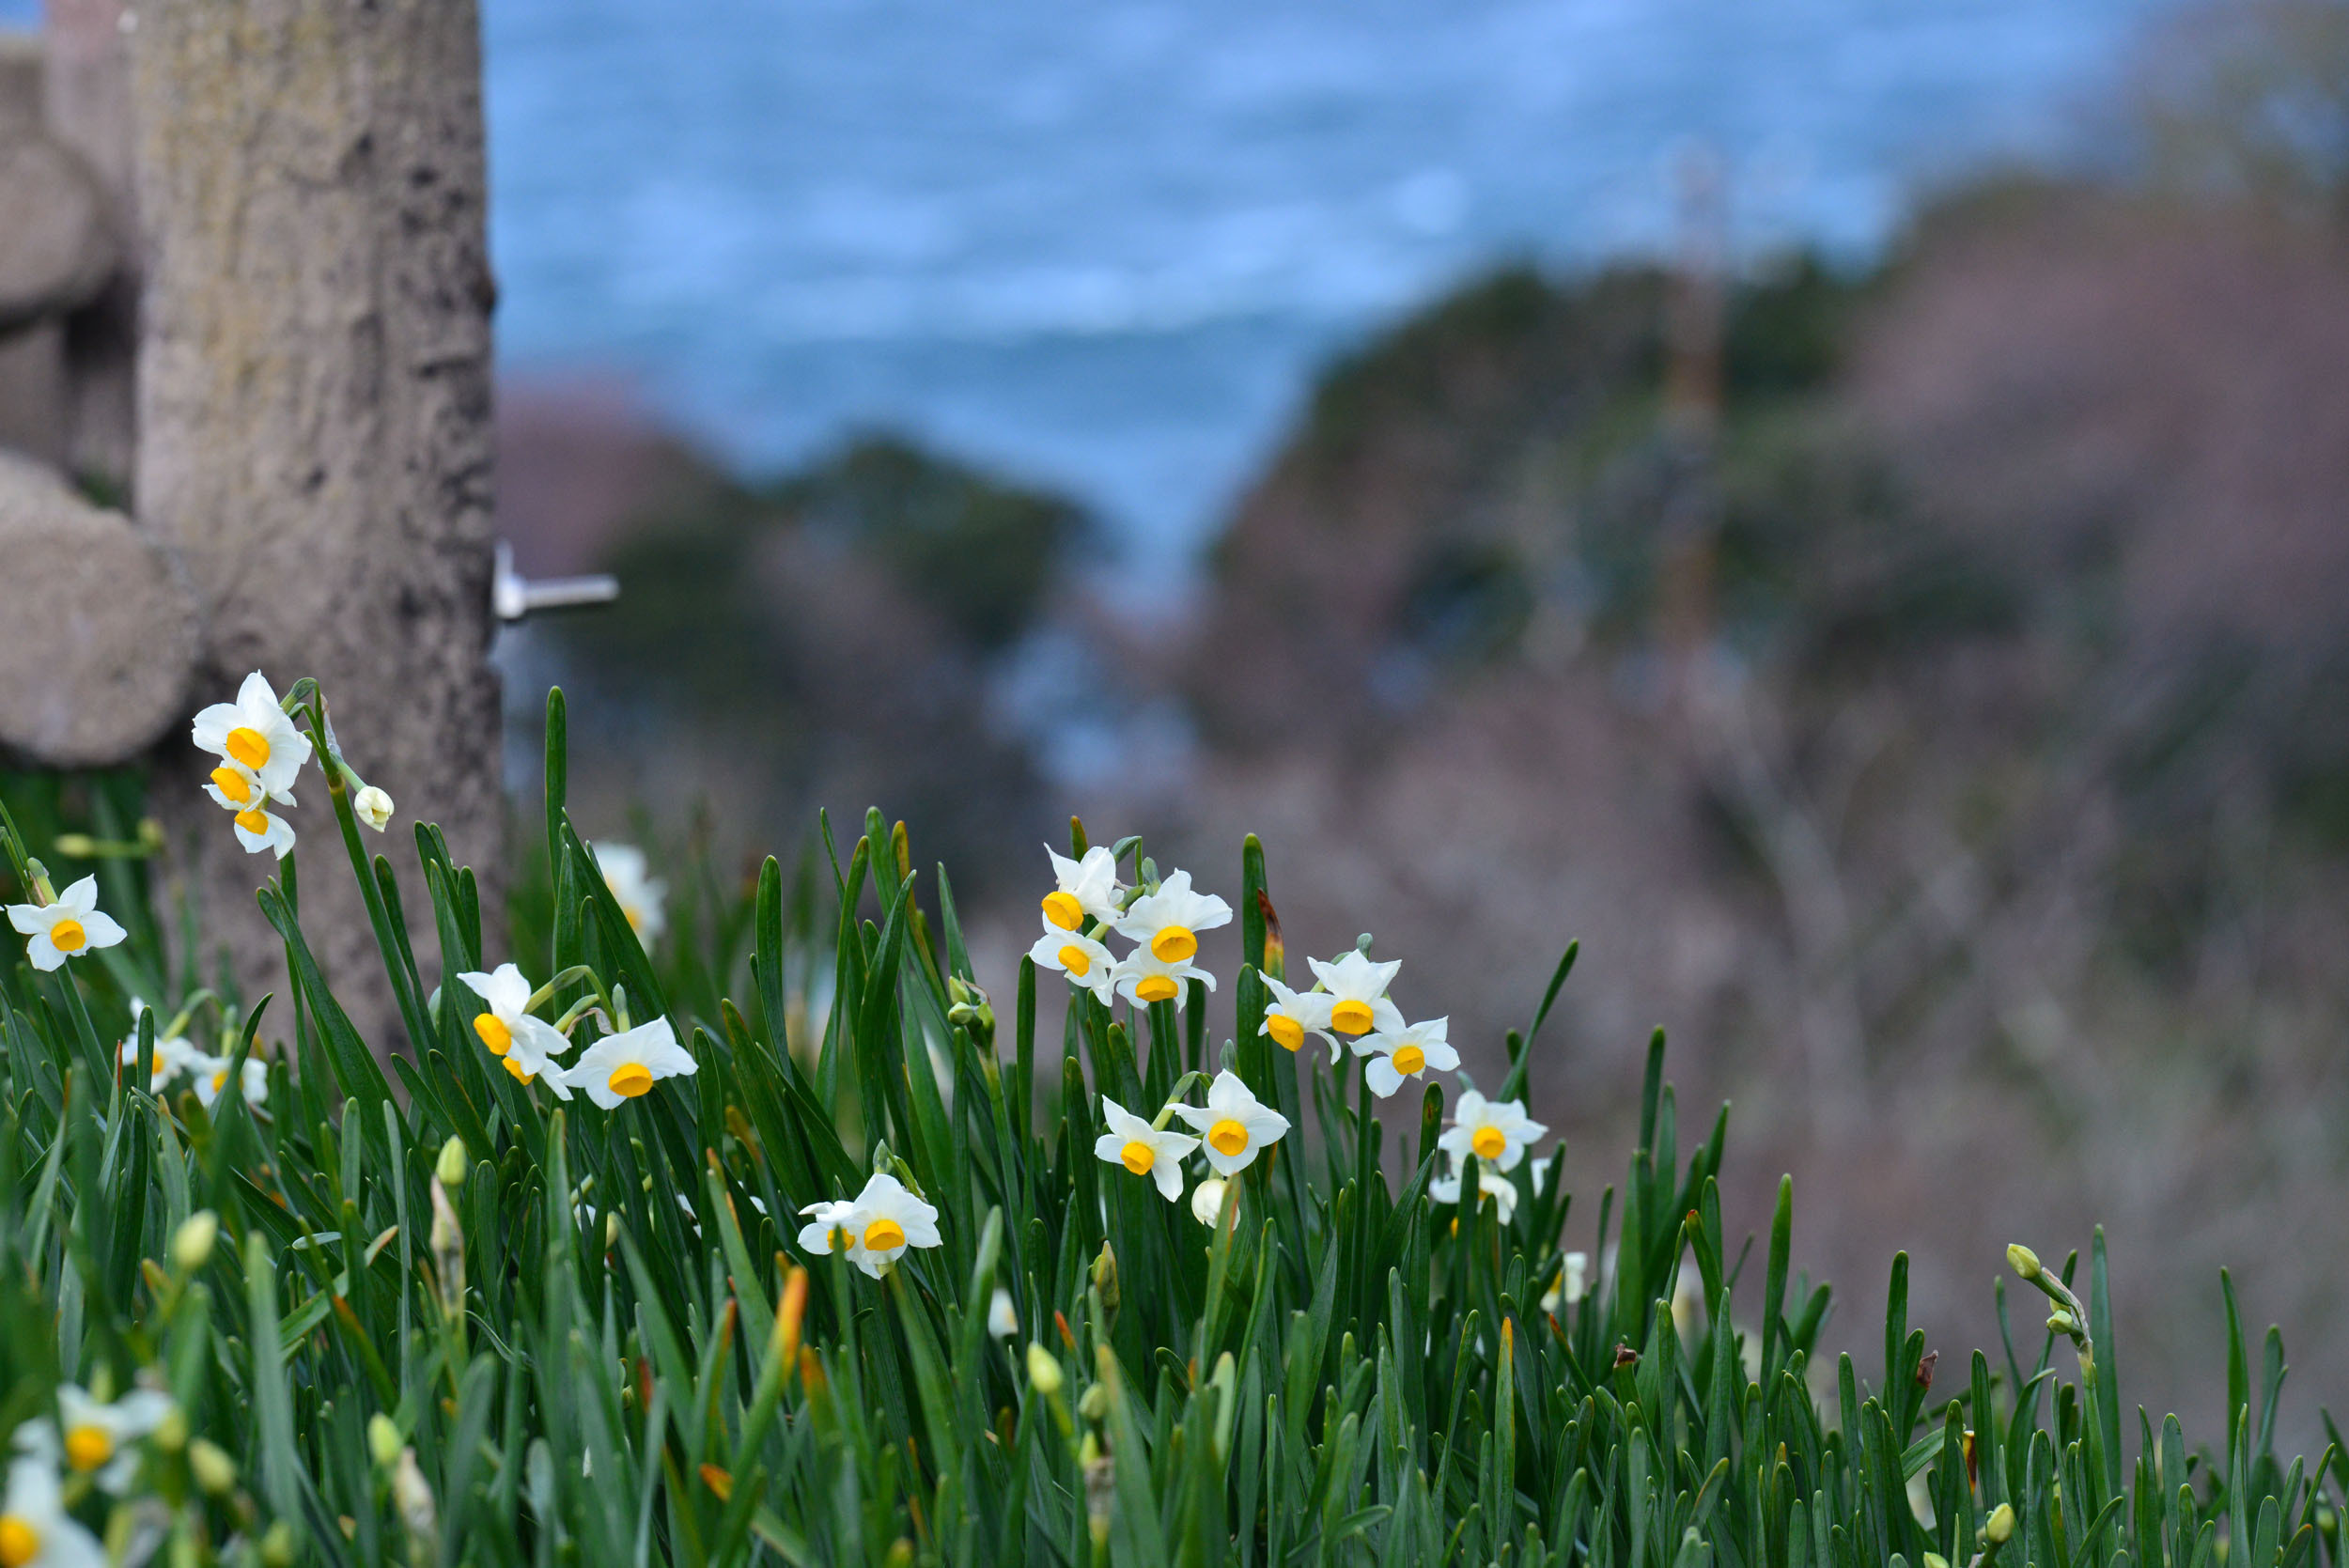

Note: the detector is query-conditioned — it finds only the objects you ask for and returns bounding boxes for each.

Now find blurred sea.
[0,0,2178,581]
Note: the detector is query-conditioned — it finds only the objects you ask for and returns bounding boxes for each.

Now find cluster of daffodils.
[1029,844,1552,1228]
[1027,845,1231,1010]
[0,1382,179,1568]
[115,1000,268,1109]
[189,671,394,861]
[1094,1069,1292,1216]
[457,962,696,1107]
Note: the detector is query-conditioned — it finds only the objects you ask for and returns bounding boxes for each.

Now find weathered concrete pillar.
[132,0,502,1048]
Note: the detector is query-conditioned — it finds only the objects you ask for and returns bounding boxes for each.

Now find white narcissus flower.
[593,844,667,943]
[1112,868,1232,964]
[1041,844,1125,931]
[988,1287,1019,1339]
[201,758,290,815]
[1541,1251,1592,1314]
[1026,924,1115,1004]
[1429,1165,1519,1225]
[191,672,312,799]
[559,1017,696,1109]
[1304,950,1404,1038]
[457,964,571,1067]
[1438,1090,1548,1173]
[117,1001,200,1094]
[1189,1176,1230,1226]
[1110,947,1215,1010]
[1258,975,1335,1056]
[1355,1017,1459,1098]
[226,798,297,860]
[189,1053,269,1110]
[805,1172,941,1280]
[8,877,127,972]
[1173,1070,1289,1176]
[1090,1096,1201,1203]
[497,1019,574,1097]
[15,1385,176,1492]
[795,1199,863,1261]
[0,1452,104,1568]
[353,785,396,832]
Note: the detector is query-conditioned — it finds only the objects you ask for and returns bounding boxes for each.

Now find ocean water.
[0,0,2177,580]
[482,0,2179,582]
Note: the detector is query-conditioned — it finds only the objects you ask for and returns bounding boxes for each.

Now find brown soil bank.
[1139,189,2349,1443]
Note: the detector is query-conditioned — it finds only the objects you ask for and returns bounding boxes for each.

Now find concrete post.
[131,0,502,1048]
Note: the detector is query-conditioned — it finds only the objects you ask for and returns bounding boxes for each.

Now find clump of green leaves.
[0,684,2337,1567]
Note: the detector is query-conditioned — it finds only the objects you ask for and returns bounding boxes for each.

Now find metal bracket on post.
[492,540,619,623]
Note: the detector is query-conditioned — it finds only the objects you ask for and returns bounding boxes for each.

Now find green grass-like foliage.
[0,683,2340,1568]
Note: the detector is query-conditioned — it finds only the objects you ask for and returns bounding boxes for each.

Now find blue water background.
[0,0,2177,578]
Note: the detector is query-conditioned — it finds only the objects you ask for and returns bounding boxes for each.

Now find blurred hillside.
[1143,193,2349,1440]
[506,0,2349,1438]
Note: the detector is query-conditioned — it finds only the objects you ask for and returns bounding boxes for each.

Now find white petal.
[1363,1058,1403,1097]
[190,703,241,753]
[486,964,533,1017]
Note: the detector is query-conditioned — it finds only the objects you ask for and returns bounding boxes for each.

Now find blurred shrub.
[778,434,1093,650]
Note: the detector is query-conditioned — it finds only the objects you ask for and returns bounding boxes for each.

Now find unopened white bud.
[1026,1343,1064,1396]
[353,785,395,832]
[172,1210,220,1272]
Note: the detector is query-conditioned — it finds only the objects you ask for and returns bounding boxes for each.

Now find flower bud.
[260,1520,297,1568]
[51,835,97,860]
[1923,1554,1949,1568]
[987,1287,1018,1339]
[1091,1240,1119,1312]
[353,785,395,833]
[2006,1243,2041,1281]
[367,1414,403,1468]
[1190,1176,1228,1227]
[392,1449,437,1538]
[774,1265,810,1368]
[1078,1382,1111,1423]
[1025,1343,1064,1397]
[189,1438,238,1496]
[153,1406,188,1452]
[172,1211,220,1273]
[2046,1308,2077,1336]
[436,1135,468,1189]
[1986,1503,2015,1545]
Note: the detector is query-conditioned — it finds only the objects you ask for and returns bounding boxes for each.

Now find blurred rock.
[0,450,194,764]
